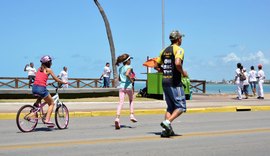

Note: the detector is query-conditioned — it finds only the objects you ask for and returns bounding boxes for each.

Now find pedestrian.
[242,68,249,99]
[32,55,68,127]
[24,62,36,88]
[248,66,257,96]
[234,63,243,100]
[58,66,68,88]
[154,30,187,137]
[257,64,265,99]
[100,62,111,88]
[114,54,137,130]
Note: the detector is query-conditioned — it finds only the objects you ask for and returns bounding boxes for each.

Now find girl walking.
[114,53,137,129]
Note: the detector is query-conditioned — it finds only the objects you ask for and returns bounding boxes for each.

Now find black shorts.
[28,75,35,83]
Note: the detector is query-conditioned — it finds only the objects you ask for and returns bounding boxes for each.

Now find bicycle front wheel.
[16,105,38,132]
[55,103,69,129]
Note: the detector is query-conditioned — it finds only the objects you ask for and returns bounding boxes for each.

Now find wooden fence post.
[203,81,206,93]
[15,78,19,88]
[76,79,80,88]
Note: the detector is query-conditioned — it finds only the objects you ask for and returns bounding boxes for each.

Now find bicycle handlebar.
[49,82,63,89]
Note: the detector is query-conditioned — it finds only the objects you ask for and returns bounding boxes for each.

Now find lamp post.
[162,0,165,49]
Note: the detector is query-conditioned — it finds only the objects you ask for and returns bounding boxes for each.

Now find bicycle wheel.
[16,105,38,132]
[55,103,69,129]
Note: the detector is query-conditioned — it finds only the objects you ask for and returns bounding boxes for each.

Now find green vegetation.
[0,96,160,103]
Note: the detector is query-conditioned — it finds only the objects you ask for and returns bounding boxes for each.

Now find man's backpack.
[239,73,246,81]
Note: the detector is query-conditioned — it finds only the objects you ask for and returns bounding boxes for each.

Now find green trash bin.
[147,73,163,95]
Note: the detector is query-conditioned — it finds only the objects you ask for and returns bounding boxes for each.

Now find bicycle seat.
[33,94,41,98]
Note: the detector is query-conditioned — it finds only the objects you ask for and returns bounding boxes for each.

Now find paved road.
[1,94,270,119]
[1,111,270,156]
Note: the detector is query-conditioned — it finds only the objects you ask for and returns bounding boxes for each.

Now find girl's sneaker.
[44,121,55,128]
[115,118,120,130]
[130,114,138,123]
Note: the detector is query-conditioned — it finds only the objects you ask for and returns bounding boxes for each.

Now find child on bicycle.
[114,53,137,130]
[32,55,68,127]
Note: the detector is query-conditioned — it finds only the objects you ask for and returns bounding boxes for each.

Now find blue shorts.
[163,86,186,113]
[243,85,249,94]
[250,81,256,89]
[32,85,49,98]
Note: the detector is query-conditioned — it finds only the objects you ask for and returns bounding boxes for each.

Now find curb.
[1,106,270,120]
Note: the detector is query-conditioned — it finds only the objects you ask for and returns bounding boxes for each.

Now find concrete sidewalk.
[1,94,270,119]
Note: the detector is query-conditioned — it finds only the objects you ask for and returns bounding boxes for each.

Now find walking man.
[257,64,265,99]
[100,62,111,88]
[249,66,257,96]
[58,66,69,88]
[234,63,243,100]
[154,30,188,137]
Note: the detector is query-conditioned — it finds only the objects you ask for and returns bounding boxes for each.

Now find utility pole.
[162,0,165,49]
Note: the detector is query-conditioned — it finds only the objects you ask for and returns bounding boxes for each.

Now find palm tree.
[93,0,117,87]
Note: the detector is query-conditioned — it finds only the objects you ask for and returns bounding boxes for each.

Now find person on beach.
[58,66,68,88]
[248,66,257,96]
[234,63,243,100]
[24,62,36,88]
[242,68,249,99]
[114,54,137,129]
[257,64,265,99]
[32,55,68,127]
[154,30,188,137]
[100,62,111,88]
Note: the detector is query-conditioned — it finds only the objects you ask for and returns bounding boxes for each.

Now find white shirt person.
[248,66,257,96]
[24,62,36,88]
[58,66,68,88]
[257,64,265,99]
[100,63,111,88]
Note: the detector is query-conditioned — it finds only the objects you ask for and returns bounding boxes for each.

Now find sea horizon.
[0,80,269,94]
[134,82,270,94]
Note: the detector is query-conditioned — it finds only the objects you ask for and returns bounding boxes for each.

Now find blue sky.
[0,0,269,81]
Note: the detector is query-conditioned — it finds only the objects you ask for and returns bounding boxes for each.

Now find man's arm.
[154,62,162,72]
[175,58,187,77]
[24,64,29,72]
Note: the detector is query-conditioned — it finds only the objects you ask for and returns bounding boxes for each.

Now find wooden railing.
[0,77,105,89]
[190,80,206,93]
[0,77,206,93]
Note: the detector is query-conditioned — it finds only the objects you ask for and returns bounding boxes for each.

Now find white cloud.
[222,52,241,63]
[223,51,270,65]
[256,51,270,65]
[242,51,269,65]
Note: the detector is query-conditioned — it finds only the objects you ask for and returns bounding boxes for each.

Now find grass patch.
[0,96,160,103]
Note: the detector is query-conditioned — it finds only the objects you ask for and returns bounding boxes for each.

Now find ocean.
[134,82,270,94]
[1,80,269,94]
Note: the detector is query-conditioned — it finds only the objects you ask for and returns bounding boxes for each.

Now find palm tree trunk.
[93,0,118,87]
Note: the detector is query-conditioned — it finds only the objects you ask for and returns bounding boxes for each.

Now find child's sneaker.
[44,121,55,128]
[115,118,120,130]
[130,114,138,123]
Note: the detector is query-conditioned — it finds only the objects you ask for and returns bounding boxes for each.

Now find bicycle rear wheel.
[16,105,38,132]
[55,103,69,129]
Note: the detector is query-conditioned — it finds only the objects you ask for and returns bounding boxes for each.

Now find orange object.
[143,58,158,67]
